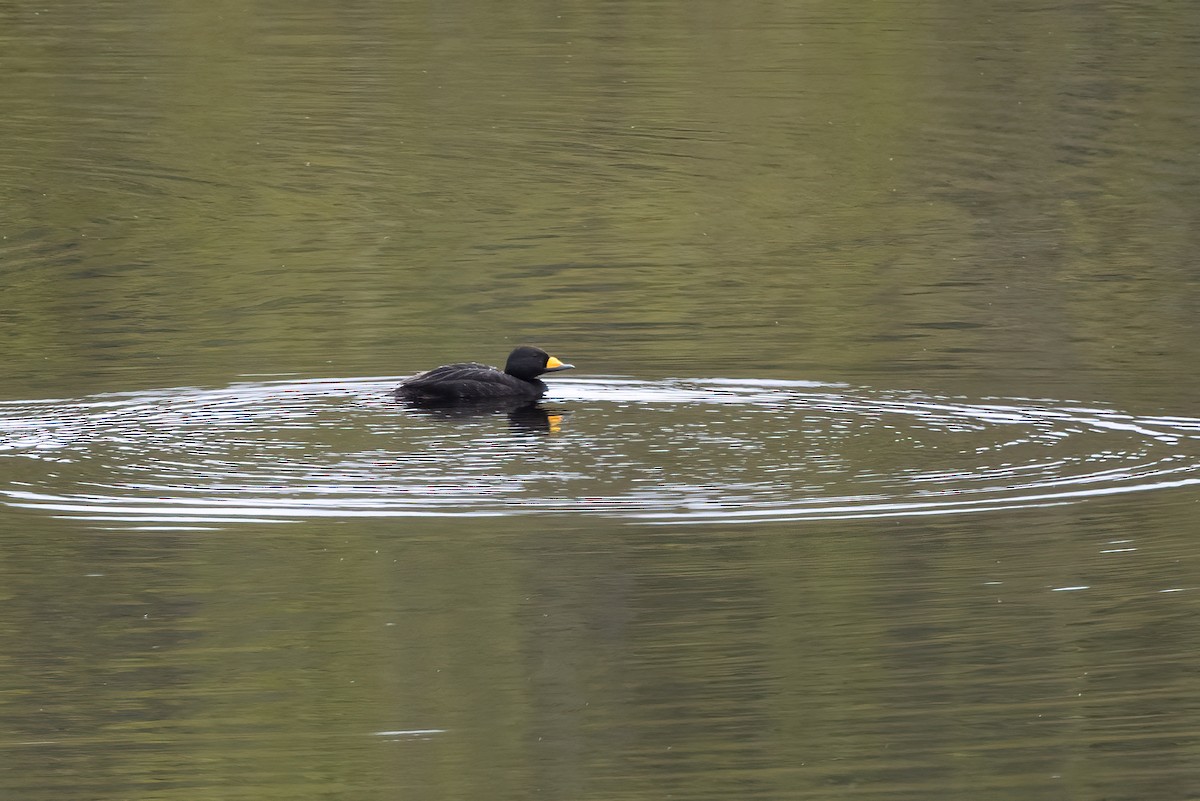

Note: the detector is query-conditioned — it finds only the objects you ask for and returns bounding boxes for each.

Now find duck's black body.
[395,346,574,404]
[399,362,549,402]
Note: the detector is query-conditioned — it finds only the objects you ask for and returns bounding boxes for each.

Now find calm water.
[3,2,1200,799]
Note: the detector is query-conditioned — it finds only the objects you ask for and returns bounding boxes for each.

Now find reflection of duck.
[400,399,567,434]
[395,346,574,403]
[507,405,566,434]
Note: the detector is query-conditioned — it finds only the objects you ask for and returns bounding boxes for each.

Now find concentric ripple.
[0,376,1198,529]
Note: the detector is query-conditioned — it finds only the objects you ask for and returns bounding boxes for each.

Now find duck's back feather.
[396,362,546,402]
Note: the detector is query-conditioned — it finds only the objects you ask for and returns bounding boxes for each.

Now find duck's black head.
[504,346,574,381]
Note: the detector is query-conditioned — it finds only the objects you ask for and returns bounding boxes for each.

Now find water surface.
[2,1,1200,799]
[2,376,1199,528]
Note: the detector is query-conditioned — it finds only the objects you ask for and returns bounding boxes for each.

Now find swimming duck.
[395,346,574,403]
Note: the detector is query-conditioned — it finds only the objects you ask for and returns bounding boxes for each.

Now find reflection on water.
[400,396,567,435]
[0,376,1197,529]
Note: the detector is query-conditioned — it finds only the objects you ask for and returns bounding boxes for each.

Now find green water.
[2,2,1200,799]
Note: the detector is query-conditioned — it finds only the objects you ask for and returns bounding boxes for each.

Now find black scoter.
[395,346,574,403]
